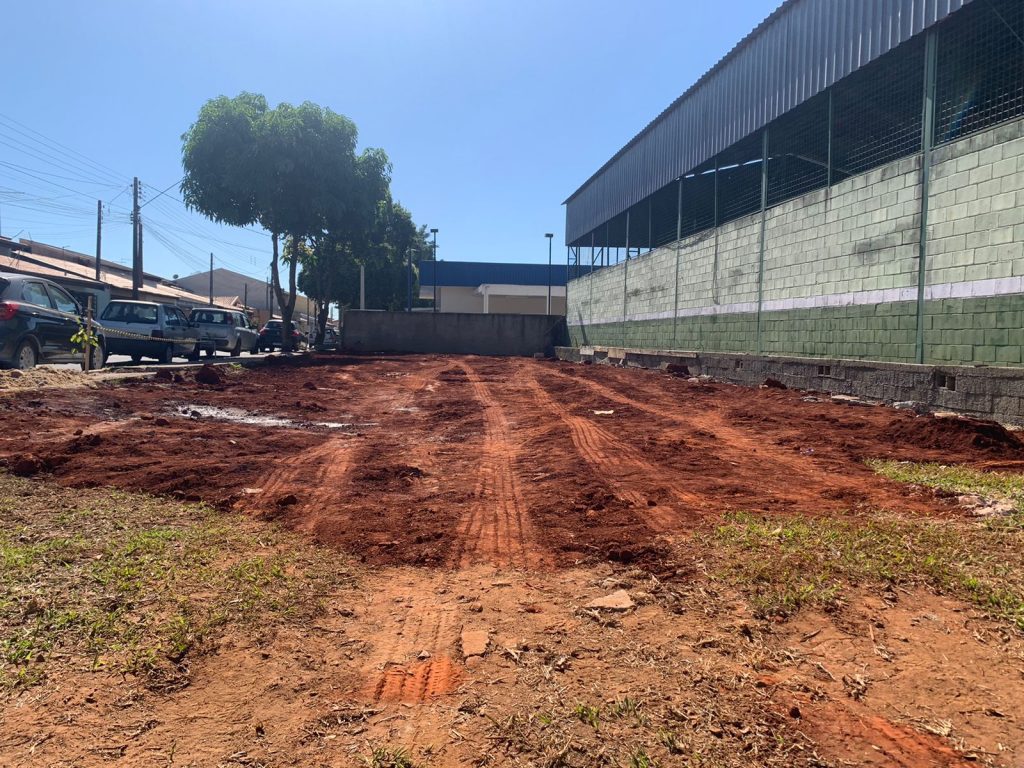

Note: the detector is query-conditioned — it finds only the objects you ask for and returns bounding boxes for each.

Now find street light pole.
[407,246,417,312]
[430,228,439,313]
[545,233,554,315]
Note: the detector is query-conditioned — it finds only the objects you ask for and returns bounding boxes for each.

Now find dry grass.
[0,471,355,693]
[703,461,1024,629]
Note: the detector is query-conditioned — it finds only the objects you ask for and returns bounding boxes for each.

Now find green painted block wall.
[567,116,1024,368]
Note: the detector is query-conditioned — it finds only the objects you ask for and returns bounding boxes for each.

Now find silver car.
[188,308,259,357]
[99,300,198,364]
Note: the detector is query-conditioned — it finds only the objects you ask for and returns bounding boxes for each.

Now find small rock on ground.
[461,628,490,658]
[585,590,634,611]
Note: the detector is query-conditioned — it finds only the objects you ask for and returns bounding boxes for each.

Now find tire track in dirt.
[451,362,542,569]
[521,366,704,533]
[302,359,474,565]
[538,365,936,515]
[356,574,462,705]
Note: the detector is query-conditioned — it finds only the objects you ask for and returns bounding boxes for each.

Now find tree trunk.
[316,300,328,344]
[270,233,300,353]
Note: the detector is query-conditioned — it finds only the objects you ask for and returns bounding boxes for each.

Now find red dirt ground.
[2,355,1019,572]
[2,354,1022,767]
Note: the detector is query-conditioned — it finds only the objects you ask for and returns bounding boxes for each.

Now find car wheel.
[14,340,37,370]
[250,343,259,355]
[230,339,241,357]
[82,342,105,371]
[160,344,174,365]
[205,346,214,358]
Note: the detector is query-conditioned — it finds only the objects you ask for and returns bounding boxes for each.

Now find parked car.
[188,308,259,357]
[257,319,302,352]
[0,272,106,370]
[310,325,339,350]
[99,300,197,364]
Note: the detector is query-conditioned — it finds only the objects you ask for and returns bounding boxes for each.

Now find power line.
[0,111,127,184]
[139,176,184,209]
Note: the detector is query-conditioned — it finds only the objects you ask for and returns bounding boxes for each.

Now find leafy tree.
[181,93,370,351]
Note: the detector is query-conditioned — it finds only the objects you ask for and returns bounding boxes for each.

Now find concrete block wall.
[567,115,1024,367]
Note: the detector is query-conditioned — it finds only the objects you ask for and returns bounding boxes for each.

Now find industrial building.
[564,0,1024,368]
[418,261,567,315]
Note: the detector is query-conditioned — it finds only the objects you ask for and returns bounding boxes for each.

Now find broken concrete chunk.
[585,590,634,611]
[461,629,490,658]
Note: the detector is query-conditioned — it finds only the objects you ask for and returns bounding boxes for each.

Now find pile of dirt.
[353,464,426,491]
[194,364,223,386]
[883,414,1024,456]
[0,367,97,391]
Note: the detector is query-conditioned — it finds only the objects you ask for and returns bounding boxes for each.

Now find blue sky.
[2,0,775,282]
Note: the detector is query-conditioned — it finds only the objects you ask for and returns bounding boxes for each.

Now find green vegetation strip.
[706,462,1024,628]
[868,459,1024,511]
[0,472,354,691]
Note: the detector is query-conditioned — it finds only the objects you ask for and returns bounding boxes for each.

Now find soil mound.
[195,364,222,386]
[884,415,1024,456]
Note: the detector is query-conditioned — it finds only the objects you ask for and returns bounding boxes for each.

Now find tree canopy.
[181,93,394,350]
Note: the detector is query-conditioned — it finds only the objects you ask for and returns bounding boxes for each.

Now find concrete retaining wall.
[556,345,1024,425]
[568,116,1024,366]
[342,310,569,356]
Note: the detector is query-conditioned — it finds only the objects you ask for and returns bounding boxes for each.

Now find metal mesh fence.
[935,0,1024,145]
[679,160,717,240]
[650,184,679,248]
[767,91,830,207]
[831,35,925,181]
[715,132,764,226]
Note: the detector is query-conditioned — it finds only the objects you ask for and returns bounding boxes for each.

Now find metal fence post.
[673,177,683,349]
[623,210,630,347]
[756,128,769,356]
[916,29,938,365]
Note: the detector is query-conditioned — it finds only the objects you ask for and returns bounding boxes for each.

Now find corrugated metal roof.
[564,0,973,245]
[419,261,568,288]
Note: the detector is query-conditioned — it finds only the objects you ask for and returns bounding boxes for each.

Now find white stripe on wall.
[579,276,1024,325]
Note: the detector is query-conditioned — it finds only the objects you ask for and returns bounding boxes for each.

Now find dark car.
[257,319,302,352]
[0,272,106,370]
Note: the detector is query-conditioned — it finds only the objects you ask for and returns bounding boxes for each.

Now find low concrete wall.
[343,311,569,356]
[555,345,1024,425]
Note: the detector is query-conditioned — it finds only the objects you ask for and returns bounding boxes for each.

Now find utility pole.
[430,228,438,312]
[131,177,140,299]
[243,282,248,312]
[138,217,143,294]
[406,247,414,312]
[209,252,214,305]
[359,263,365,310]
[95,200,102,282]
[545,233,554,314]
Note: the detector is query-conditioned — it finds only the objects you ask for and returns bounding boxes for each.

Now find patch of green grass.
[0,472,356,692]
[573,702,601,730]
[869,460,1024,514]
[360,745,416,768]
[629,748,656,768]
[708,506,1024,629]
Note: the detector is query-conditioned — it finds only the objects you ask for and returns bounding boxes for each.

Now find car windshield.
[101,302,158,324]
